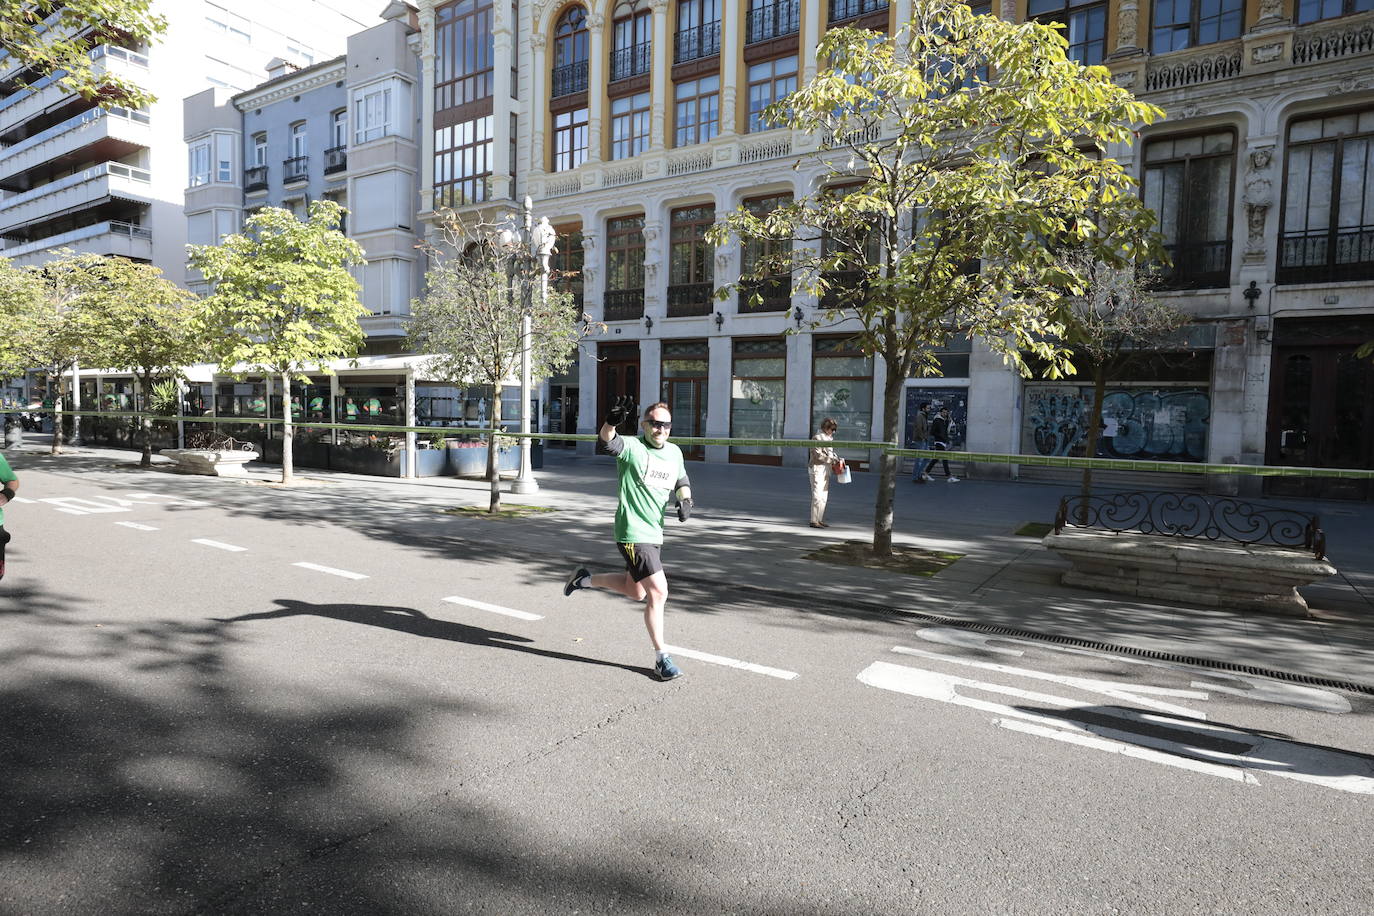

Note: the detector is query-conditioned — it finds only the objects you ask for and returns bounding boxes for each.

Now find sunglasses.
[647,419,672,430]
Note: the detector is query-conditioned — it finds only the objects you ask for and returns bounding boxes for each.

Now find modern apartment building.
[393,0,1373,497]
[0,0,385,285]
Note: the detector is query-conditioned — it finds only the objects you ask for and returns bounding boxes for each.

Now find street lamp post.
[510,195,552,495]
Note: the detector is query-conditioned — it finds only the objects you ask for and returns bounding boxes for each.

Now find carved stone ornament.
[1245,202,1269,246]
[715,250,733,273]
[1258,0,1283,19]
[1251,42,1284,65]
[642,225,660,243]
[529,33,547,50]
[1249,147,1273,171]
[1116,4,1139,51]
[1113,70,1138,89]
[1177,103,1200,120]
[581,234,596,250]
[587,14,604,29]
[644,260,658,284]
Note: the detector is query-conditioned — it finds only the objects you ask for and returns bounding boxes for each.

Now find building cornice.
[234,61,347,113]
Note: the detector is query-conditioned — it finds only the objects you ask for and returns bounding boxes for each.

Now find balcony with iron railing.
[283,156,309,183]
[666,282,714,317]
[0,161,151,235]
[553,60,590,97]
[820,269,866,309]
[746,0,801,44]
[829,0,888,22]
[1279,226,1374,284]
[610,41,652,82]
[674,22,721,63]
[244,165,268,191]
[603,287,646,320]
[738,275,791,312]
[324,145,347,174]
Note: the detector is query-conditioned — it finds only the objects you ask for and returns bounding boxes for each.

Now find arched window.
[553,6,590,96]
[611,1,652,80]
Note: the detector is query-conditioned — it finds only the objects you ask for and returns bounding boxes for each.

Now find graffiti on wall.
[1021,386,1210,462]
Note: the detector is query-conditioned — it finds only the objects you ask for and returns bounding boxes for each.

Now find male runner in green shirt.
[0,451,20,580]
[564,398,693,681]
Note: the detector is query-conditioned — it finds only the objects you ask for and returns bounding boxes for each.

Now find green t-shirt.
[609,433,687,545]
[0,452,15,526]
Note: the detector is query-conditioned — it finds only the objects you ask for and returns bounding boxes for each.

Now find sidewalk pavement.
[13,437,1374,690]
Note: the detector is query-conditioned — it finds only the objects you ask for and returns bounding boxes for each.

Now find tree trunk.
[871,368,904,557]
[487,429,501,513]
[139,371,153,468]
[280,371,294,485]
[1079,365,1108,506]
[50,376,65,455]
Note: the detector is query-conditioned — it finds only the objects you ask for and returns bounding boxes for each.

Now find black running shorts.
[616,542,663,582]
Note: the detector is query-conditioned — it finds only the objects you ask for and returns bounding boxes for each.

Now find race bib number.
[642,453,676,490]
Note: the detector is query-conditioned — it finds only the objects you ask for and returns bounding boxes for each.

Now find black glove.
[604,395,637,428]
[676,497,692,523]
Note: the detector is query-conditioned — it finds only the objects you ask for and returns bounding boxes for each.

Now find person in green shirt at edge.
[0,451,20,580]
[563,397,693,682]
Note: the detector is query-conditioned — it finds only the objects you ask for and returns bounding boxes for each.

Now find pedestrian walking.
[920,406,960,482]
[0,451,20,580]
[563,398,693,681]
[910,401,933,483]
[809,417,840,528]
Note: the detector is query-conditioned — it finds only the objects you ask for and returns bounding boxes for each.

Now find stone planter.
[259,438,332,470]
[329,444,404,477]
[161,448,260,476]
[446,442,543,477]
[414,447,448,477]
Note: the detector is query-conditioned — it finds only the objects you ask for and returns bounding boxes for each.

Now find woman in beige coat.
[808,417,840,528]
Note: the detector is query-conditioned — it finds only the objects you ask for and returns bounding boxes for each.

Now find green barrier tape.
[32,410,1374,479]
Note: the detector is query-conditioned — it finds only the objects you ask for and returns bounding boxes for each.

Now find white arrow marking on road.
[124,491,209,506]
[891,645,1209,718]
[293,562,368,580]
[192,538,247,552]
[115,521,158,531]
[442,595,543,621]
[858,661,1374,794]
[663,645,799,680]
[916,627,1025,657]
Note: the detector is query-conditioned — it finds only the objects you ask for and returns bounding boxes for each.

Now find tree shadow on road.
[216,598,656,679]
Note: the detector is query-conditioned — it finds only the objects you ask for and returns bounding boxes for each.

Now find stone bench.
[160,448,260,477]
[1040,491,1337,617]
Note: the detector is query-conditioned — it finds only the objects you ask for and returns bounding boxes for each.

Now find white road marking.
[293,562,368,580]
[40,497,131,515]
[663,645,799,680]
[192,538,247,552]
[995,718,1256,784]
[442,595,543,621]
[891,645,1208,718]
[918,625,1353,713]
[858,660,1374,794]
[115,521,158,531]
[124,492,208,506]
[9,496,35,503]
[916,627,1025,657]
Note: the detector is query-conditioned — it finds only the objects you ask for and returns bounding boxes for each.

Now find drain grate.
[675,576,1374,697]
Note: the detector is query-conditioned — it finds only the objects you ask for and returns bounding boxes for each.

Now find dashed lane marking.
[192,538,247,552]
[442,595,543,621]
[293,561,368,580]
[663,645,800,680]
[115,521,158,531]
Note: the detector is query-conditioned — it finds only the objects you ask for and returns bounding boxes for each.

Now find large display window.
[730,337,786,464]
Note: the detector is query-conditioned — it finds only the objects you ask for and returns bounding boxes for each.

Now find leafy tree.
[188,201,366,484]
[0,251,101,454]
[707,0,1163,556]
[0,0,165,108]
[409,212,588,513]
[1056,255,1187,499]
[75,257,203,467]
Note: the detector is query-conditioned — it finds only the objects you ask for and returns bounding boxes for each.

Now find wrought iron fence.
[323,145,347,174]
[1053,490,1326,559]
[552,61,589,97]
[603,288,645,320]
[674,21,721,62]
[829,0,888,22]
[666,282,713,317]
[283,156,309,182]
[610,41,652,81]
[738,275,791,313]
[1159,240,1229,289]
[244,165,268,191]
[1279,225,1374,282]
[746,0,800,43]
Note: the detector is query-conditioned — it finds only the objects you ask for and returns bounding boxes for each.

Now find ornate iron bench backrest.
[1053,491,1326,560]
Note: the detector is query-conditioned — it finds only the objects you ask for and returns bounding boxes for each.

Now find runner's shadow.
[215,599,656,679]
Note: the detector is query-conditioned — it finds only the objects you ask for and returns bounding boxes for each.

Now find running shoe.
[563,566,589,596]
[655,655,683,681]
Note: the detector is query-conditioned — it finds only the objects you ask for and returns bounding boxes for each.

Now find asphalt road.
[2,458,1372,915]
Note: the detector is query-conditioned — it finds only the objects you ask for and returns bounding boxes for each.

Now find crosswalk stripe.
[442,595,542,621]
[115,522,158,531]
